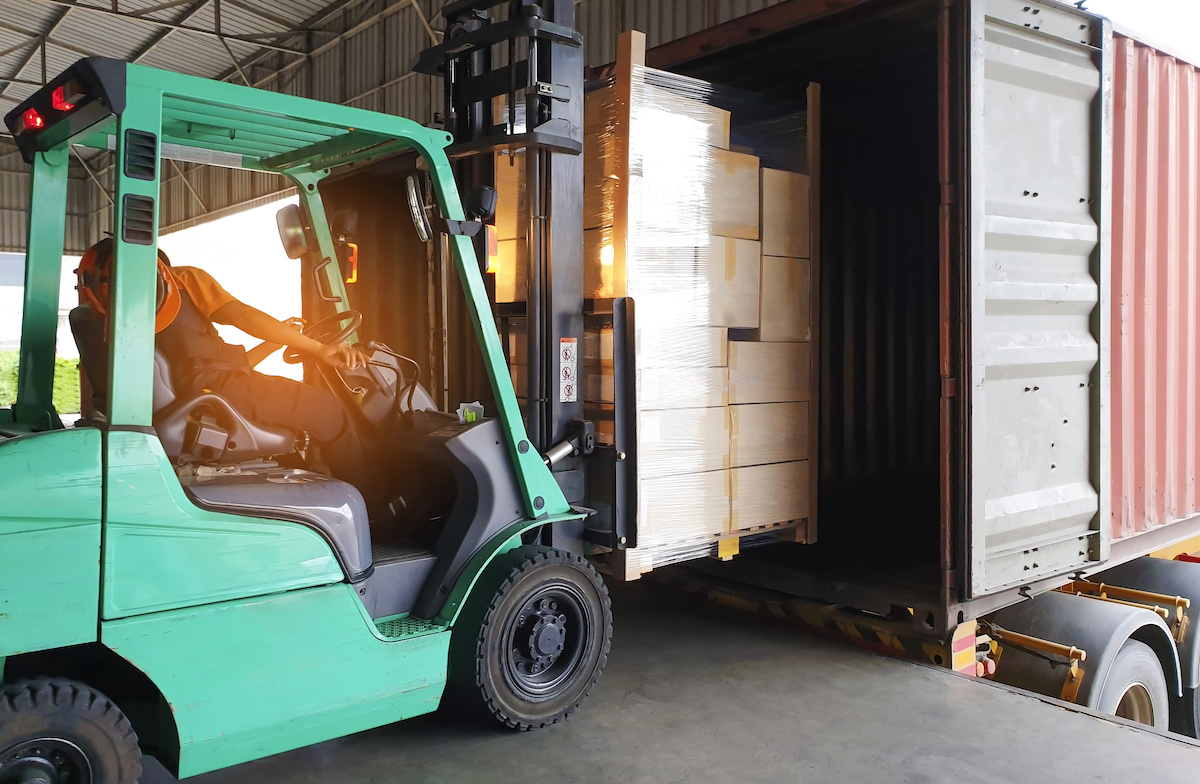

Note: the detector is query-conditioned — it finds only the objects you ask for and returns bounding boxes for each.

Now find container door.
[966,0,1111,596]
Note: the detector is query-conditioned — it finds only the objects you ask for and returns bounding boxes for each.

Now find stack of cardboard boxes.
[488,53,815,577]
[577,65,816,578]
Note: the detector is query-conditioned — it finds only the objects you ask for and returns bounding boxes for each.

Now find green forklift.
[0,39,610,784]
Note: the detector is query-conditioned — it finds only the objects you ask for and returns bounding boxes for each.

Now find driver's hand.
[316,343,368,370]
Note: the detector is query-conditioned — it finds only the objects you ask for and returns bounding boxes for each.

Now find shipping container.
[589,0,1116,634]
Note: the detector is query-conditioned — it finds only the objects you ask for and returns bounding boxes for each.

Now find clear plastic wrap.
[579,62,815,578]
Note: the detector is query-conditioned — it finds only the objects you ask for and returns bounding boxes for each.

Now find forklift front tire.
[0,678,142,784]
[450,545,612,731]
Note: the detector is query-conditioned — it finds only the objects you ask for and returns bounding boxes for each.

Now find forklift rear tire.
[1094,640,1170,730]
[0,678,142,784]
[449,545,612,731]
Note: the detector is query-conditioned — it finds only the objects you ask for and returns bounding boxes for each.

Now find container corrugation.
[1111,33,1200,544]
[578,0,788,67]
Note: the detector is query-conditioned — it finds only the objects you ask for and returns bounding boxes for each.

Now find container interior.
[672,0,946,594]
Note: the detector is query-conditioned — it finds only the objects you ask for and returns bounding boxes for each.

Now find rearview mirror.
[465,185,498,222]
[406,176,433,243]
[276,204,308,259]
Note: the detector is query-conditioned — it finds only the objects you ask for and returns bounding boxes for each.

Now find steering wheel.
[282,310,363,364]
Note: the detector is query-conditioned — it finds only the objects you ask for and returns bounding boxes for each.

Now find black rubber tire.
[448,545,612,731]
[0,678,141,784]
[1095,640,1171,730]
[1170,686,1200,738]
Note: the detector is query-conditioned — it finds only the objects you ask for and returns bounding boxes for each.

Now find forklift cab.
[0,55,607,781]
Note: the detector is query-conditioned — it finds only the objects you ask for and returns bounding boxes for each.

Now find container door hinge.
[941,377,958,398]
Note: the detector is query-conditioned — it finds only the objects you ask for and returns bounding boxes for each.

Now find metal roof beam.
[126,0,196,18]
[210,0,370,86]
[27,0,310,55]
[130,0,214,64]
[0,9,71,102]
[247,0,416,90]
[219,0,298,32]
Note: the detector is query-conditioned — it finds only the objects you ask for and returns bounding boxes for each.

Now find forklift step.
[374,616,447,641]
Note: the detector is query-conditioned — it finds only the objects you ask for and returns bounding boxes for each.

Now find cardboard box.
[639,406,730,479]
[730,402,808,468]
[637,366,728,410]
[494,239,526,303]
[709,149,760,240]
[702,236,761,328]
[584,227,622,299]
[730,461,810,531]
[639,469,731,543]
[761,169,811,259]
[495,151,524,241]
[644,82,731,150]
[584,370,615,404]
[758,256,811,342]
[728,341,810,404]
[637,326,728,368]
[584,86,618,231]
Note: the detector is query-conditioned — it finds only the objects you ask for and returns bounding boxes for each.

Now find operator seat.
[70,303,298,464]
[69,303,375,582]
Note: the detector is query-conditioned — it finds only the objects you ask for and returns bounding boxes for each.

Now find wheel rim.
[1114,683,1156,726]
[501,580,594,702]
[0,738,92,784]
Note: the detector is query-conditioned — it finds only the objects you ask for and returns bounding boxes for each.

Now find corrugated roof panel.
[13,42,86,84]
[138,35,246,78]
[52,7,160,58]
[0,0,64,37]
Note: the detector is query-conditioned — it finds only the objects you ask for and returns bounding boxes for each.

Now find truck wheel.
[1094,640,1170,730]
[0,678,141,784]
[1172,688,1200,737]
[450,545,612,730]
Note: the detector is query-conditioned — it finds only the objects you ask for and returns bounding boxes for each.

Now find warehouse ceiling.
[0,0,437,108]
[0,0,447,250]
[0,0,805,252]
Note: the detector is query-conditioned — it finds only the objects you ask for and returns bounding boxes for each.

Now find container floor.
[159,580,1198,784]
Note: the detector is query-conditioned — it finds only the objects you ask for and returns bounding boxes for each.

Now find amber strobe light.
[343,243,359,284]
[485,224,499,274]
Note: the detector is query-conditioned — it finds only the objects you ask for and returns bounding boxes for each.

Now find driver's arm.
[212,300,364,369]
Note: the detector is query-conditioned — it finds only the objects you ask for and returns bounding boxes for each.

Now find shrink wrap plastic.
[586,67,747,572]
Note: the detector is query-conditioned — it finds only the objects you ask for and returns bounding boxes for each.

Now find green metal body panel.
[13,149,68,430]
[102,583,449,779]
[102,430,344,619]
[0,429,102,657]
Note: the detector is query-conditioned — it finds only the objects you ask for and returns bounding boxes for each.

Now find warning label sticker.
[559,338,578,403]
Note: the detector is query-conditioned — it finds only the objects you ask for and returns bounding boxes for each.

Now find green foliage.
[0,351,82,414]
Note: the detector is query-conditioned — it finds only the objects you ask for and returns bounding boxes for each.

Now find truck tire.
[1094,640,1170,730]
[0,678,142,784]
[1171,687,1200,738]
[448,545,612,731]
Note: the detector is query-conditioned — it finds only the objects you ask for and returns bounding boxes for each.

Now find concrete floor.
[153,579,1200,784]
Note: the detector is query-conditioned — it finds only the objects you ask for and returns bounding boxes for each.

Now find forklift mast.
[416,0,588,507]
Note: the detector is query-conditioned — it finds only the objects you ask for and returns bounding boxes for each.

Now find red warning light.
[19,107,44,134]
[51,85,75,112]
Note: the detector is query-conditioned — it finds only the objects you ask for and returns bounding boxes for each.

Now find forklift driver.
[77,237,376,497]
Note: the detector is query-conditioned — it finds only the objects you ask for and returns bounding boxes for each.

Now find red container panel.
[1111,34,1200,542]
